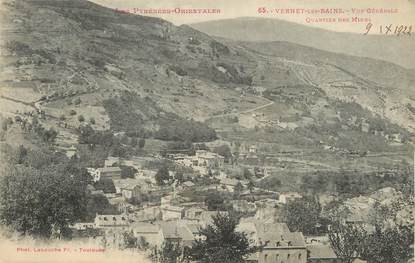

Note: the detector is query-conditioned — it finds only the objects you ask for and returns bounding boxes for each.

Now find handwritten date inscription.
[364,23,412,36]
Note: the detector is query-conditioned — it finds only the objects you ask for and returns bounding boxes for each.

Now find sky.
[90,0,415,33]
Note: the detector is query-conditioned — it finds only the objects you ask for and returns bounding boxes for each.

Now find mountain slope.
[190,17,415,69]
[227,40,415,133]
[0,0,413,145]
[0,0,264,124]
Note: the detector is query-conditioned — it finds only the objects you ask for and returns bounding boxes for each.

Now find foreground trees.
[0,145,90,239]
[281,196,322,235]
[188,213,259,263]
[328,221,414,263]
[360,225,414,263]
[328,223,366,263]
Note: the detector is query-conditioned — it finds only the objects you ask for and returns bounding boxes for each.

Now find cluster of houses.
[171,150,225,175]
[342,116,404,144]
[72,204,347,263]
[76,148,371,263]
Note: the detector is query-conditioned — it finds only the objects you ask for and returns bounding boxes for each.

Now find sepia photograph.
[0,0,413,262]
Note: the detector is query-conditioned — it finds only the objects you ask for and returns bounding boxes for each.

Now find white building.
[88,167,122,182]
[173,150,225,175]
[161,205,184,221]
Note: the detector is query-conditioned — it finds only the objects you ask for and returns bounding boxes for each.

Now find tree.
[74,97,81,105]
[138,138,146,149]
[0,153,89,238]
[328,222,366,263]
[360,225,414,263]
[213,145,232,163]
[234,182,244,198]
[157,240,184,263]
[155,165,171,186]
[16,145,28,164]
[122,230,138,249]
[78,115,85,122]
[89,117,95,125]
[34,126,58,143]
[86,194,115,220]
[188,213,259,263]
[121,166,137,179]
[301,174,328,194]
[130,137,138,147]
[175,171,184,184]
[205,193,225,211]
[137,236,149,250]
[247,180,255,193]
[281,196,322,235]
[154,119,217,142]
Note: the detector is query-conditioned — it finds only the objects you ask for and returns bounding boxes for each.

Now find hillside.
[0,0,413,165]
[0,0,267,125]
[226,40,415,133]
[190,17,415,69]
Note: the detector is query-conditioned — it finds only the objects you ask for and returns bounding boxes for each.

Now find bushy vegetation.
[301,165,414,197]
[167,65,187,76]
[78,125,115,147]
[120,165,137,179]
[155,165,171,186]
[77,125,144,164]
[188,213,259,263]
[328,222,413,263]
[281,196,322,235]
[0,144,91,238]
[6,40,56,64]
[103,92,146,132]
[213,145,232,163]
[209,40,230,55]
[155,119,217,142]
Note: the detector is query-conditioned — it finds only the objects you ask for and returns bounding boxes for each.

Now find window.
[264,254,268,262]
[298,253,302,259]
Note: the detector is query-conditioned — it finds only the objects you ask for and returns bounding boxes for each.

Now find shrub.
[74,97,81,105]
[155,119,217,142]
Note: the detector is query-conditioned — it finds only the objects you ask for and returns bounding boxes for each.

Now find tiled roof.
[98,167,122,173]
[160,221,194,241]
[238,219,306,248]
[130,222,160,233]
[162,205,184,213]
[307,245,337,259]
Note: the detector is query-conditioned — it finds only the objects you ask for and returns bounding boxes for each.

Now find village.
[63,138,412,263]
